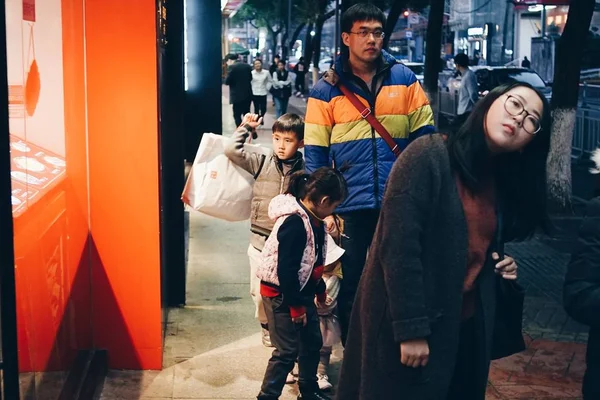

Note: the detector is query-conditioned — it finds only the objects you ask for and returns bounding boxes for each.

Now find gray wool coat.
[336,134,499,400]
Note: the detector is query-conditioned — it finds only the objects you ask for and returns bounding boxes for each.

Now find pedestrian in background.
[251,59,272,127]
[564,148,600,400]
[337,82,552,400]
[225,54,253,127]
[453,52,480,132]
[294,57,308,97]
[271,60,293,119]
[256,168,348,400]
[521,56,531,69]
[224,113,305,349]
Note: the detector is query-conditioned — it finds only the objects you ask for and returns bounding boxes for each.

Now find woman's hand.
[400,338,430,368]
[492,252,518,280]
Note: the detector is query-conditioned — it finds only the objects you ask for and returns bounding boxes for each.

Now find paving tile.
[528,340,587,355]
[566,352,587,380]
[492,349,536,373]
[508,370,582,391]
[486,384,504,399]
[526,349,572,374]
[488,365,513,385]
[494,384,581,398]
[100,369,174,399]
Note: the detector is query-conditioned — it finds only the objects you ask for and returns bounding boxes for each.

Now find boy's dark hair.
[341,3,386,33]
[286,167,348,204]
[254,58,263,64]
[454,53,469,68]
[272,113,305,141]
[447,81,552,241]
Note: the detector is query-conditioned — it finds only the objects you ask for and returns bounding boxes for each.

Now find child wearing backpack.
[256,168,348,400]
[224,112,305,347]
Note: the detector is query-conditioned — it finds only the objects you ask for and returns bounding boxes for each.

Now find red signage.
[23,0,35,22]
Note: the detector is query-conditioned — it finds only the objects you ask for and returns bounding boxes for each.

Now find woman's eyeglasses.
[349,29,385,40]
[504,95,541,135]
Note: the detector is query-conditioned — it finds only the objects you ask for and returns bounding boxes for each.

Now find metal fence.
[572,107,600,159]
[580,83,600,107]
[438,89,458,120]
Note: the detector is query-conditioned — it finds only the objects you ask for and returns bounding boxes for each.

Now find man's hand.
[292,313,307,327]
[492,252,518,280]
[400,338,430,368]
[240,113,263,130]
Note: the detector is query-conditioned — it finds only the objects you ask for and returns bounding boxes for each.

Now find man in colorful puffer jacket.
[304,3,435,344]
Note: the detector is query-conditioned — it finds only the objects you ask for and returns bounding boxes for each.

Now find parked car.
[444,67,551,101]
[403,62,424,85]
[308,57,334,74]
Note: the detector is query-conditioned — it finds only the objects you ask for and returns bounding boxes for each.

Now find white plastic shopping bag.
[182,133,269,221]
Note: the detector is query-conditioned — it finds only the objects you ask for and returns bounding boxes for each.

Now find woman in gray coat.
[336,82,552,400]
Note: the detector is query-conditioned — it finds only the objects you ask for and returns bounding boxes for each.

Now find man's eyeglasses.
[504,95,541,135]
[349,29,385,40]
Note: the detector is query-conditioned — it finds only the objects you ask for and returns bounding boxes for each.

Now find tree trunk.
[547,0,595,213]
[384,0,405,49]
[303,22,314,69]
[312,18,325,83]
[501,1,511,65]
[265,25,278,59]
[423,0,444,120]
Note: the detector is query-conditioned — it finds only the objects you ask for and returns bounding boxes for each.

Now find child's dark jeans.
[257,294,322,400]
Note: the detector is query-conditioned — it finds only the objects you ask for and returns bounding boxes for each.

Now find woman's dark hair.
[286,167,348,205]
[447,82,552,241]
[341,3,386,33]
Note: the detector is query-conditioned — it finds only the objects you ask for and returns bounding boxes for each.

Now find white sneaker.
[317,374,332,391]
[286,372,296,384]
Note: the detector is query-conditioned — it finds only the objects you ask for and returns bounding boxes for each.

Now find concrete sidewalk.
[99,87,589,399]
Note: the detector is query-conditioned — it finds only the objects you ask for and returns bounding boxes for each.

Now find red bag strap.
[337,83,400,158]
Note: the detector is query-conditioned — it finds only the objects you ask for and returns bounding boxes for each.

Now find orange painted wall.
[9,0,162,372]
[84,0,162,369]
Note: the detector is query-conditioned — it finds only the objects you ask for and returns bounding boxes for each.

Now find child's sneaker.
[286,372,296,384]
[317,374,332,391]
[261,328,273,348]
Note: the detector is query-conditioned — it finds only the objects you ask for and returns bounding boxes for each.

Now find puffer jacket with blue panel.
[304,50,435,213]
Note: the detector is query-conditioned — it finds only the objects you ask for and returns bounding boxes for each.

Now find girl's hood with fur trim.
[268,194,304,221]
[591,148,600,174]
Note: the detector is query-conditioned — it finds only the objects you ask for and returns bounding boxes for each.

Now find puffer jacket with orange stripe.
[304,50,435,213]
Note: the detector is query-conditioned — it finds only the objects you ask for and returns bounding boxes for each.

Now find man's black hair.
[454,53,469,68]
[341,3,386,33]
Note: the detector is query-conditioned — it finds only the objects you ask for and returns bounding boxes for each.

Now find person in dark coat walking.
[293,57,308,97]
[225,54,253,127]
[521,56,531,69]
[564,148,600,400]
[336,81,552,400]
